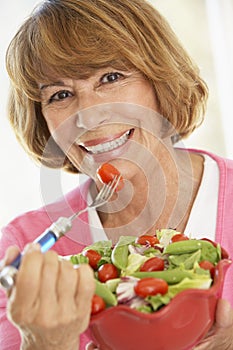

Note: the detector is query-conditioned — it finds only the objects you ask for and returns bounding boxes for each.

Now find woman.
[1,0,233,349]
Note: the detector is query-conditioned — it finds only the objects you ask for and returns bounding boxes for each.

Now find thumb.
[215,298,233,328]
[0,246,21,269]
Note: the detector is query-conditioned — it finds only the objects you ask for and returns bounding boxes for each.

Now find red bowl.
[88,258,231,350]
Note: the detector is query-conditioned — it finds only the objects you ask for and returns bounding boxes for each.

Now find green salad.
[70,229,223,315]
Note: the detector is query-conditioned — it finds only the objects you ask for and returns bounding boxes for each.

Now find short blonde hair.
[6,0,208,173]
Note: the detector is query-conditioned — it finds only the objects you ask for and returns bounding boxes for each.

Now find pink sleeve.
[214,156,233,307]
[0,224,24,349]
[0,289,21,350]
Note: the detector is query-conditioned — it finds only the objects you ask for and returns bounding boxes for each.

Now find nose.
[76,98,113,130]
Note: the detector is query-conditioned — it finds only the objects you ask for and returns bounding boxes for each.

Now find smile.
[79,129,133,154]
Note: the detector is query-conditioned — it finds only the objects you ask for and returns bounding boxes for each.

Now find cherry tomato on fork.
[97,163,124,191]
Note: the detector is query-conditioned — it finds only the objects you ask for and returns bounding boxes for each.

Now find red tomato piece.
[97,163,124,191]
[82,249,102,270]
[199,260,216,279]
[140,257,165,272]
[171,233,189,243]
[97,263,119,282]
[134,277,168,298]
[136,235,159,246]
[91,294,106,315]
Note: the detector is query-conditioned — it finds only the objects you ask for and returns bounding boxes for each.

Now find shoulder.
[0,178,92,256]
[3,178,91,233]
[188,148,233,172]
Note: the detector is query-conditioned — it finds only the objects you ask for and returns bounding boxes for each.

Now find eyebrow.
[39,81,66,91]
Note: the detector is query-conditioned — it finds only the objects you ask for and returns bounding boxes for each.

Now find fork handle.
[0,217,72,290]
[69,207,87,222]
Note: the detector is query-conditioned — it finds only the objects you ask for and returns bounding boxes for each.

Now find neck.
[97,147,204,242]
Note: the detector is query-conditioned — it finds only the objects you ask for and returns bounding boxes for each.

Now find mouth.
[78,129,134,155]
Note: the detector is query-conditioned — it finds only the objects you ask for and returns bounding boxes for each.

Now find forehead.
[8,1,148,100]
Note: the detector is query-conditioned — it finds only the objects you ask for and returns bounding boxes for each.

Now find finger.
[13,248,43,303]
[1,243,41,269]
[38,250,59,305]
[57,259,78,316]
[22,242,41,254]
[74,264,95,305]
[74,264,95,331]
[193,339,212,350]
[57,259,77,300]
[30,250,60,327]
[215,298,233,328]
[8,248,43,324]
[0,246,21,268]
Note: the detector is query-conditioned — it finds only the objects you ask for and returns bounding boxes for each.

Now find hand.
[1,244,95,350]
[194,298,233,350]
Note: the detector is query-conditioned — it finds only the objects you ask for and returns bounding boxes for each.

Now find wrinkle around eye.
[100,72,124,84]
[49,90,73,103]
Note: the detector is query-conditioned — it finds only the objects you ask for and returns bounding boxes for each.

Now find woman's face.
[40,68,165,179]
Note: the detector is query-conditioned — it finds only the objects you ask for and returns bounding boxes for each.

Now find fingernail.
[23,243,41,254]
[72,264,80,269]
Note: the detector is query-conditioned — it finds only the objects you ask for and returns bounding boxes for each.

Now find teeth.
[83,130,131,154]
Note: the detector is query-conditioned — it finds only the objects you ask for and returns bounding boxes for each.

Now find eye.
[49,90,73,103]
[100,72,124,84]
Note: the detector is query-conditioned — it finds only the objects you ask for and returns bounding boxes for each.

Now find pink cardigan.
[0,149,233,349]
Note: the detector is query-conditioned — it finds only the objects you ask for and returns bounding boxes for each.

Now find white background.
[1,0,233,229]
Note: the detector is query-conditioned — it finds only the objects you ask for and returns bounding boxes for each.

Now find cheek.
[45,120,58,134]
[43,112,68,133]
[138,83,158,110]
[124,82,158,112]
[44,113,80,154]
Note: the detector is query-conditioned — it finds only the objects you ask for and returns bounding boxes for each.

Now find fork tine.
[94,180,109,200]
[103,175,118,198]
[109,174,121,195]
[95,175,120,202]
[70,174,122,221]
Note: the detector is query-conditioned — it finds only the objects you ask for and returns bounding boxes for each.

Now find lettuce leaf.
[168,250,201,270]
[168,276,212,298]
[123,253,148,276]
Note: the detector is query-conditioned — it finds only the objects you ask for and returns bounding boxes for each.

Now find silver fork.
[0,175,121,290]
[69,174,121,222]
[46,174,121,239]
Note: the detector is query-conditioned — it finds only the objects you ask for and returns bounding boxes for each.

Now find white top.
[88,154,219,242]
[184,154,219,240]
